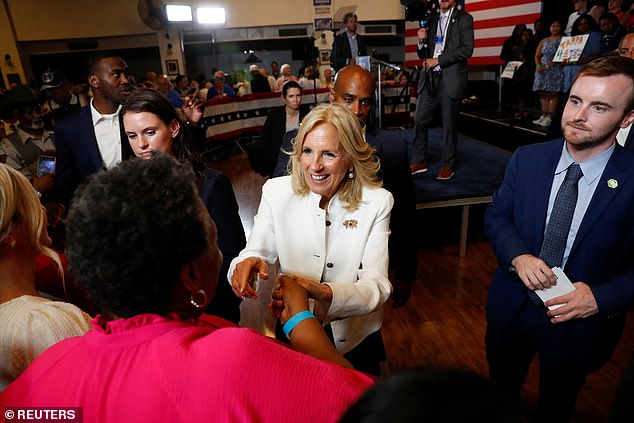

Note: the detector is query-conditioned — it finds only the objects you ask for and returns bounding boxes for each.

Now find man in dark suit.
[485,56,634,421]
[273,65,417,308]
[331,12,368,72]
[54,56,134,205]
[410,0,473,180]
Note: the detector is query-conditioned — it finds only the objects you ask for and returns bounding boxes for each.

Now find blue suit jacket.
[625,127,634,151]
[200,168,246,324]
[54,106,131,204]
[485,139,634,331]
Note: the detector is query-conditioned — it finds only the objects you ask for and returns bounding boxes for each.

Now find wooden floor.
[211,145,634,423]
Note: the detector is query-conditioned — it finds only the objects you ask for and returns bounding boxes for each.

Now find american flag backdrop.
[405,0,543,67]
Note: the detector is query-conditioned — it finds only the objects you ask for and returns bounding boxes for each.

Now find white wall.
[1,0,406,87]
[6,0,405,41]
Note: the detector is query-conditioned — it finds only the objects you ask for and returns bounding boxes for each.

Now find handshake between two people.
[230,257,334,324]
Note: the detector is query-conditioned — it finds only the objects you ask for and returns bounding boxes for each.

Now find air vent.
[363,25,396,35]
[278,28,308,37]
[67,40,99,50]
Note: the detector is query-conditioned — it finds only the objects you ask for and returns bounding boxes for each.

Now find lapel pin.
[607,179,618,189]
[343,220,358,229]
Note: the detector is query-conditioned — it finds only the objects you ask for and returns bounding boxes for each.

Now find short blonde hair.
[289,103,381,211]
[0,164,61,270]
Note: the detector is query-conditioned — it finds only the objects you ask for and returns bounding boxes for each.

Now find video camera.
[401,0,435,28]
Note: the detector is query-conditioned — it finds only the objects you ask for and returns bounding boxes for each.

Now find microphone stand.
[370,57,400,129]
[308,36,318,106]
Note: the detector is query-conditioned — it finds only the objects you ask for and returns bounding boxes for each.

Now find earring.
[190,289,208,309]
[10,240,16,248]
[348,170,354,179]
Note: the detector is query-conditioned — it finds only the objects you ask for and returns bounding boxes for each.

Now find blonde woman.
[0,164,91,390]
[230,103,393,376]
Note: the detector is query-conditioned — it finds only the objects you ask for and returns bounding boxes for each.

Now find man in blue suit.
[485,56,634,421]
[54,56,134,205]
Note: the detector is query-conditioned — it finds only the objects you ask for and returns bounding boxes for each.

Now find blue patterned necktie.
[528,163,583,306]
[539,163,583,268]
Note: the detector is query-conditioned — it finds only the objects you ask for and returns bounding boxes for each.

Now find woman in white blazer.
[229,103,393,376]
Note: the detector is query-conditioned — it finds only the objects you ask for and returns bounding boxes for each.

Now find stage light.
[165,5,193,22]
[196,7,226,24]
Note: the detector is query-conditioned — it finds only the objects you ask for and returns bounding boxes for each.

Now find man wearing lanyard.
[409,0,473,180]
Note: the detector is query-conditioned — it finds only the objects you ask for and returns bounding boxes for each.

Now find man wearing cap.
[206,72,235,99]
[0,86,55,191]
[249,65,271,94]
[53,55,134,205]
[39,68,87,129]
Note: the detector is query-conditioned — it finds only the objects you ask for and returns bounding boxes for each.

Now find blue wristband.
[283,310,317,338]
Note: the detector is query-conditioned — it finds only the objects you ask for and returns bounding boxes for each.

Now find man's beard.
[561,120,620,149]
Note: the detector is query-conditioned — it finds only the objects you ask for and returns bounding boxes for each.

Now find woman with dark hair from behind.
[122,89,246,324]
[0,156,374,421]
[339,367,529,423]
[0,164,91,390]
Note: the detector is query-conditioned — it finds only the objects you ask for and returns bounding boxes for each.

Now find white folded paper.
[534,267,576,310]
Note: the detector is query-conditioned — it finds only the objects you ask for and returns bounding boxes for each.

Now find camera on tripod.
[402,0,434,28]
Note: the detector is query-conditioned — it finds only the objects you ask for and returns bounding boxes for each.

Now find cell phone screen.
[37,155,56,177]
[419,19,427,28]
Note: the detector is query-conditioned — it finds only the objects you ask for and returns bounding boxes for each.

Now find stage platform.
[404,127,511,256]
[458,102,551,152]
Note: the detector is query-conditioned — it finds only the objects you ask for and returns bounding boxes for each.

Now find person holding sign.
[561,15,602,92]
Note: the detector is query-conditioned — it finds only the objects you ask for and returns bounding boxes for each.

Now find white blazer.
[229,176,393,354]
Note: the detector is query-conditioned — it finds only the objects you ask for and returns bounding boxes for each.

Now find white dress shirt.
[90,100,122,170]
[616,125,631,147]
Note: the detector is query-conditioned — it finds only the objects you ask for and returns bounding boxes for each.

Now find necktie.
[539,163,583,268]
[529,163,583,306]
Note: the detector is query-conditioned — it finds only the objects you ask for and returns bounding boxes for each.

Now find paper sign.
[356,56,371,71]
[553,35,589,63]
[501,61,523,79]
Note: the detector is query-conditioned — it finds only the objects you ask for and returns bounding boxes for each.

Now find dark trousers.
[324,325,386,377]
[412,72,460,168]
[486,300,625,422]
